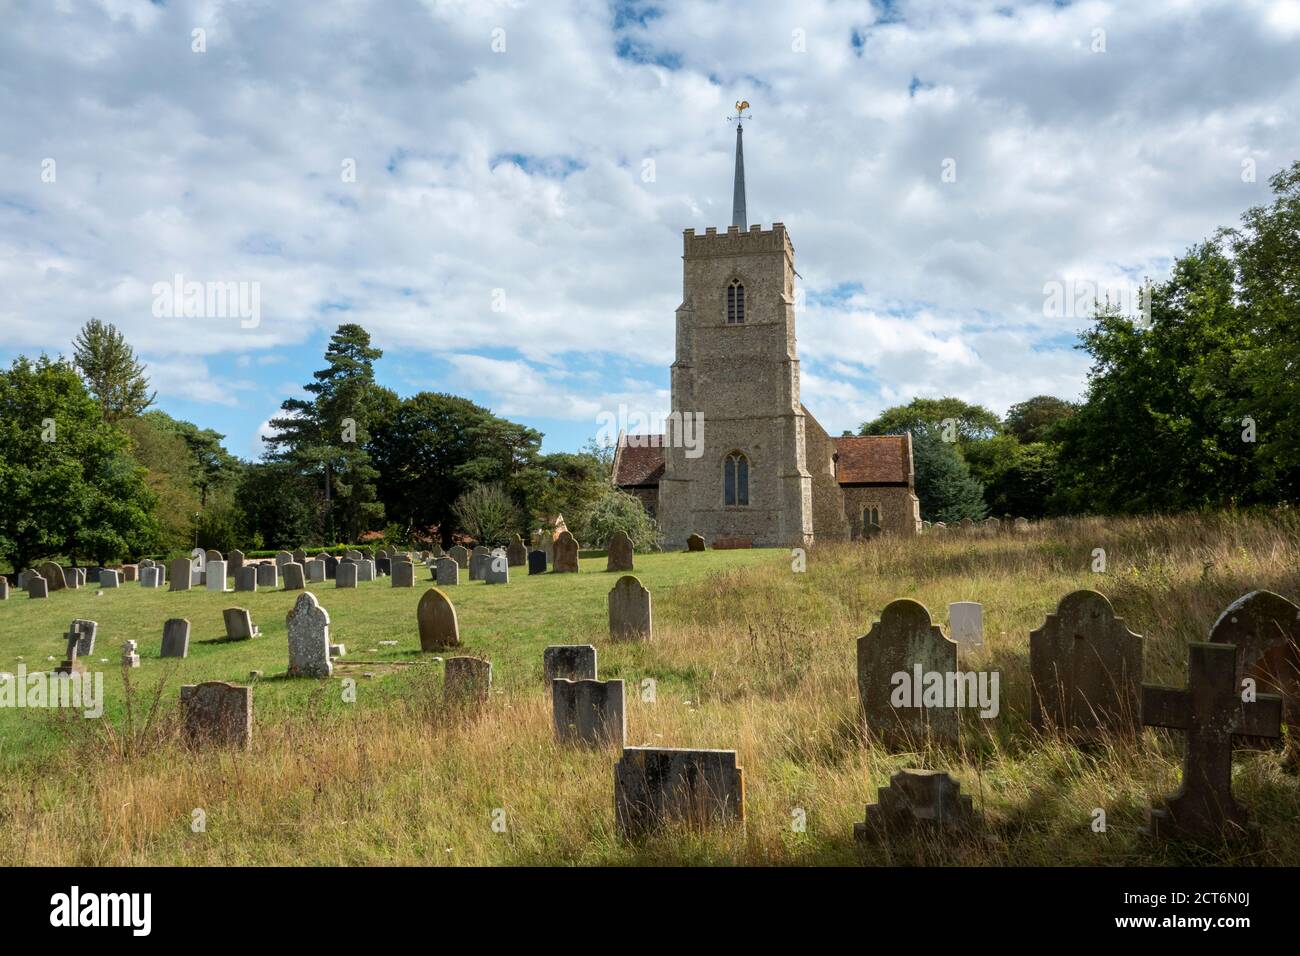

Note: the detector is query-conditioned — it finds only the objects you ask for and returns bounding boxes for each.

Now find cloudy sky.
[2,0,1298,458]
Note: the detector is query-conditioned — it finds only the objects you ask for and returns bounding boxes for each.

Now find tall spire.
[729,100,751,229]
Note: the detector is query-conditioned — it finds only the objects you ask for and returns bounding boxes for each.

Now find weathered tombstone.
[344,550,362,562]
[292,548,307,566]
[553,531,580,573]
[686,533,706,552]
[614,748,745,838]
[255,563,278,589]
[543,645,598,683]
[0,577,9,600]
[121,640,140,669]
[180,682,252,749]
[1029,590,1143,741]
[65,567,83,589]
[305,558,325,583]
[27,575,48,599]
[286,592,333,678]
[468,546,490,581]
[854,769,978,840]
[1014,517,1030,531]
[417,588,461,651]
[161,618,191,658]
[122,564,139,582]
[922,520,932,530]
[958,517,974,530]
[608,575,652,642]
[282,561,305,590]
[449,545,470,569]
[981,517,1000,533]
[274,550,293,571]
[434,557,459,586]
[223,607,260,640]
[140,566,162,588]
[322,554,339,580]
[948,601,984,648]
[1142,642,1282,846]
[68,619,97,656]
[484,551,509,585]
[357,559,376,583]
[205,549,223,566]
[229,549,245,574]
[205,559,230,592]
[553,678,625,747]
[1208,591,1300,742]
[191,564,204,587]
[169,554,191,590]
[37,561,66,591]
[856,599,959,748]
[606,531,634,572]
[336,560,358,588]
[390,560,414,588]
[932,521,947,532]
[99,569,121,589]
[506,535,528,567]
[234,566,257,592]
[444,656,491,705]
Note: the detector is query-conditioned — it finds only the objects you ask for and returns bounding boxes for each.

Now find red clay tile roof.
[832,435,911,485]
[614,437,665,486]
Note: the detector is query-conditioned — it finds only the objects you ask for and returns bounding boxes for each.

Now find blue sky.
[2,0,1299,459]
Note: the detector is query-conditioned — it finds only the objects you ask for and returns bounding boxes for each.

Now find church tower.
[657,105,815,549]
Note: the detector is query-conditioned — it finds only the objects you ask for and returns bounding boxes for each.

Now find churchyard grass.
[1,511,1297,865]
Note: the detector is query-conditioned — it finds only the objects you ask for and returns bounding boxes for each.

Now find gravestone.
[856,599,959,748]
[37,561,66,591]
[608,575,653,642]
[274,550,293,571]
[1208,590,1300,742]
[292,548,307,566]
[1029,590,1143,741]
[468,547,490,581]
[390,560,414,588]
[553,678,625,747]
[854,770,978,840]
[614,748,745,838]
[506,535,528,567]
[234,566,257,592]
[65,567,84,589]
[282,561,305,590]
[344,550,362,562]
[552,531,579,573]
[1014,517,1030,531]
[121,564,138,582]
[205,549,223,566]
[958,517,974,530]
[27,575,48,599]
[322,554,338,580]
[434,557,459,586]
[305,559,325,583]
[205,559,230,592]
[255,563,278,589]
[357,559,376,583]
[527,550,547,575]
[0,577,8,600]
[140,566,162,588]
[484,551,509,585]
[99,569,121,588]
[121,640,140,669]
[686,533,706,552]
[606,531,634,572]
[223,607,260,640]
[229,549,245,574]
[417,588,461,651]
[543,645,598,683]
[1142,642,1282,845]
[948,601,984,648]
[286,592,333,678]
[180,682,253,749]
[169,554,191,590]
[68,619,97,656]
[161,618,191,658]
[449,546,470,569]
[336,560,358,588]
[444,656,491,705]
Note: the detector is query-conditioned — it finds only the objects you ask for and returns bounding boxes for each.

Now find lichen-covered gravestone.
[1142,641,1282,846]
[444,656,491,705]
[1029,590,1143,742]
[608,575,652,642]
[506,535,528,567]
[161,618,191,658]
[223,607,260,640]
[1207,590,1300,746]
[285,591,333,678]
[686,533,706,552]
[435,557,459,586]
[856,599,959,748]
[854,769,978,841]
[543,645,597,683]
[614,747,745,838]
[169,558,192,592]
[417,588,460,651]
[180,681,253,749]
[606,531,634,572]
[37,561,66,591]
[553,678,625,747]
[552,531,580,573]
[528,550,547,575]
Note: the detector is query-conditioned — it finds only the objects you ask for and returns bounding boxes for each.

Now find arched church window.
[726,279,745,324]
[724,451,749,506]
[863,506,880,528]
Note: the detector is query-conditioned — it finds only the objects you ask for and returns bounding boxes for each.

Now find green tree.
[142,411,242,507]
[860,397,1001,444]
[119,413,203,554]
[237,462,322,550]
[910,428,987,523]
[1004,396,1076,444]
[452,483,521,546]
[576,488,660,552]
[71,318,155,421]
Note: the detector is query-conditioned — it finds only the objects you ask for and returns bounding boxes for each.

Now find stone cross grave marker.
[121,640,140,669]
[417,588,461,651]
[1142,641,1282,846]
[67,619,97,656]
[553,678,625,747]
[161,618,191,658]
[857,599,959,748]
[614,747,745,838]
[180,681,253,749]
[1029,590,1144,741]
[543,645,597,683]
[606,531,634,572]
[608,575,652,642]
[286,592,333,678]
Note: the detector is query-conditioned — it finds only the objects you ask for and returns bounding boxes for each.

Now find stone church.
[613,110,921,549]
